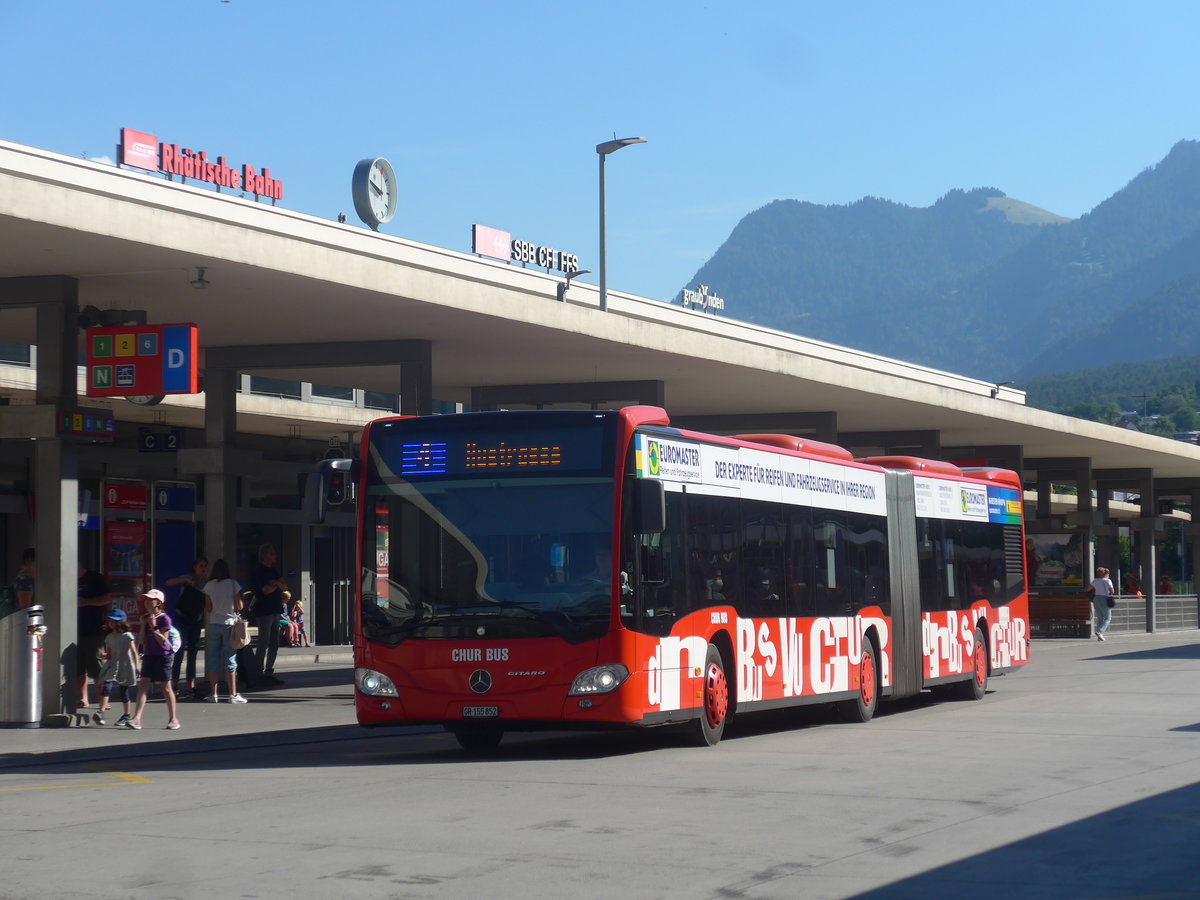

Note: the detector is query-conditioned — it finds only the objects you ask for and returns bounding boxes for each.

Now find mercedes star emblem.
[469,670,492,694]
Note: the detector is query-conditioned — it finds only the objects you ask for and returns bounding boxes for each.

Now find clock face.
[352,158,397,229]
[125,394,165,407]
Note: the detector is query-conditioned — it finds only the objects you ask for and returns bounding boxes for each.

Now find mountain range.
[681,140,1200,382]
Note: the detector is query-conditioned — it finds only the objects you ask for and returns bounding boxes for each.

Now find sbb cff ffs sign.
[86,324,199,398]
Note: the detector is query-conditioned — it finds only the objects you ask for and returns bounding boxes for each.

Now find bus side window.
[686,492,740,610]
[787,504,815,617]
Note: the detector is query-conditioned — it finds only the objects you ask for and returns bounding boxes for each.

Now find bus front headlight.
[356,668,398,697]
[568,664,629,695]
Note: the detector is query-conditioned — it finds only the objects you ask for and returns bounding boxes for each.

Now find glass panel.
[248,376,302,399]
[311,383,354,402]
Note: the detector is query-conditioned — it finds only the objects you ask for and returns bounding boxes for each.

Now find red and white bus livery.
[315,406,1029,749]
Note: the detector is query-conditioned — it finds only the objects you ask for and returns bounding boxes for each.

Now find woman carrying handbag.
[202,558,248,703]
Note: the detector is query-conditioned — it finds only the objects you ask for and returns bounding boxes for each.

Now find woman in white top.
[203,558,248,702]
[1091,566,1116,641]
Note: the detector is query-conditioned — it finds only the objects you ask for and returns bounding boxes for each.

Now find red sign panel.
[120,128,159,171]
[103,482,147,512]
[85,324,199,398]
[472,224,512,262]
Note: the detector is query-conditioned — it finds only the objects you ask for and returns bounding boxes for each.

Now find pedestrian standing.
[128,589,180,730]
[291,596,310,647]
[1091,566,1116,641]
[165,557,209,698]
[203,558,248,703]
[95,609,138,726]
[249,544,287,686]
[77,565,110,709]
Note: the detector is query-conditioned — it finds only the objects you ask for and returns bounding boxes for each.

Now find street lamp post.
[596,137,646,312]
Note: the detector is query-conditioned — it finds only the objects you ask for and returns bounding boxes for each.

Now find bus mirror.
[633,478,665,534]
[306,458,356,524]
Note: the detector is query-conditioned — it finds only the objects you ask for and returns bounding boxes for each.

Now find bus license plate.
[463,706,499,718]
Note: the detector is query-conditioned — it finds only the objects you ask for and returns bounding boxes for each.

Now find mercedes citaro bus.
[309,406,1029,749]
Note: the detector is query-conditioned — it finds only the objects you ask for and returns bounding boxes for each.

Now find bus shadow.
[844,779,1200,899]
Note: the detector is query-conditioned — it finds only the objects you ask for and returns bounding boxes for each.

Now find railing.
[1030,591,1199,636]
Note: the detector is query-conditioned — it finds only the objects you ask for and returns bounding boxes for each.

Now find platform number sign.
[139,427,184,452]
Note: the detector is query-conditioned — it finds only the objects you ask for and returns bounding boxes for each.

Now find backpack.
[167,625,182,653]
[176,583,205,622]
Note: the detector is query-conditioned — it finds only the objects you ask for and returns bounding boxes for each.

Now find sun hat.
[142,588,165,602]
[107,609,127,622]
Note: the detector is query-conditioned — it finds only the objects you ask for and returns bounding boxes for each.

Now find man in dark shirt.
[77,565,111,709]
[249,544,287,686]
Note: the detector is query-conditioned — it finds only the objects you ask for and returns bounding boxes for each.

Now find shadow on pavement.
[846,780,1200,899]
[1089,641,1200,662]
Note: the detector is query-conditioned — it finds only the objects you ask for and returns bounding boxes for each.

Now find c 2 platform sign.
[85,324,199,398]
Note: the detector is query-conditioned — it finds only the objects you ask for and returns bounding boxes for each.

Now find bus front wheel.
[689,644,730,747]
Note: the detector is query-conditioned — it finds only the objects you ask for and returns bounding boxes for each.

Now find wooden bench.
[1029,595,1093,638]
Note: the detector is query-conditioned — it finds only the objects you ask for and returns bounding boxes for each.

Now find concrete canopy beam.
[670,412,837,442]
[837,430,940,456]
[472,380,664,411]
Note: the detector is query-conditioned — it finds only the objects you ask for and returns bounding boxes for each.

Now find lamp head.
[596,137,647,156]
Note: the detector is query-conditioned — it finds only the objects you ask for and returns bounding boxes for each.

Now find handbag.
[1106,596,1116,609]
[229,618,250,650]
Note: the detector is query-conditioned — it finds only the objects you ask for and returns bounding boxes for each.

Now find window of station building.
[365,391,399,412]
[0,343,31,365]
[246,376,302,399]
[311,383,354,404]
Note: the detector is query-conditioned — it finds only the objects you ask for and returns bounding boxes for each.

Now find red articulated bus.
[311,406,1029,750]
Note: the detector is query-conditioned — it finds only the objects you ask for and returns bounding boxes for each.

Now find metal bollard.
[0,604,46,727]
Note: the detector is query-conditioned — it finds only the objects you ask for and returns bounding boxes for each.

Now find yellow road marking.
[0,765,152,792]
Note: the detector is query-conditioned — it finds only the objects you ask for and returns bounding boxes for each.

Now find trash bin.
[0,604,45,727]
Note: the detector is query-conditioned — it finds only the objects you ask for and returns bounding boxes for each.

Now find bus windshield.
[361,474,616,645]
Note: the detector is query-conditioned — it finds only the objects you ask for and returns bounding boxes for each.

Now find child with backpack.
[127,589,180,730]
[95,609,139,726]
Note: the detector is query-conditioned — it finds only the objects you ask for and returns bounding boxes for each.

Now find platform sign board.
[57,409,116,440]
[85,324,199,398]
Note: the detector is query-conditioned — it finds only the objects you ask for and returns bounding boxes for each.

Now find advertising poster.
[102,479,150,618]
[1027,532,1085,587]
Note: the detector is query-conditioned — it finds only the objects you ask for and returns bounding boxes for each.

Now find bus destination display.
[378,417,611,480]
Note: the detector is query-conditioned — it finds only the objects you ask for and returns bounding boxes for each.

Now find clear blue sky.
[4,1,1198,305]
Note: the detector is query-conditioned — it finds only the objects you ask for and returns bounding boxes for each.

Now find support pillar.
[1,278,85,724]
[201,367,238,568]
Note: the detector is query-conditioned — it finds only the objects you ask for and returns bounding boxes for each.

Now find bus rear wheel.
[689,644,729,747]
[956,627,988,700]
[840,637,879,723]
[451,727,504,751]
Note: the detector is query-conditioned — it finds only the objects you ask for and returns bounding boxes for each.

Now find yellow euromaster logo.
[646,439,661,476]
